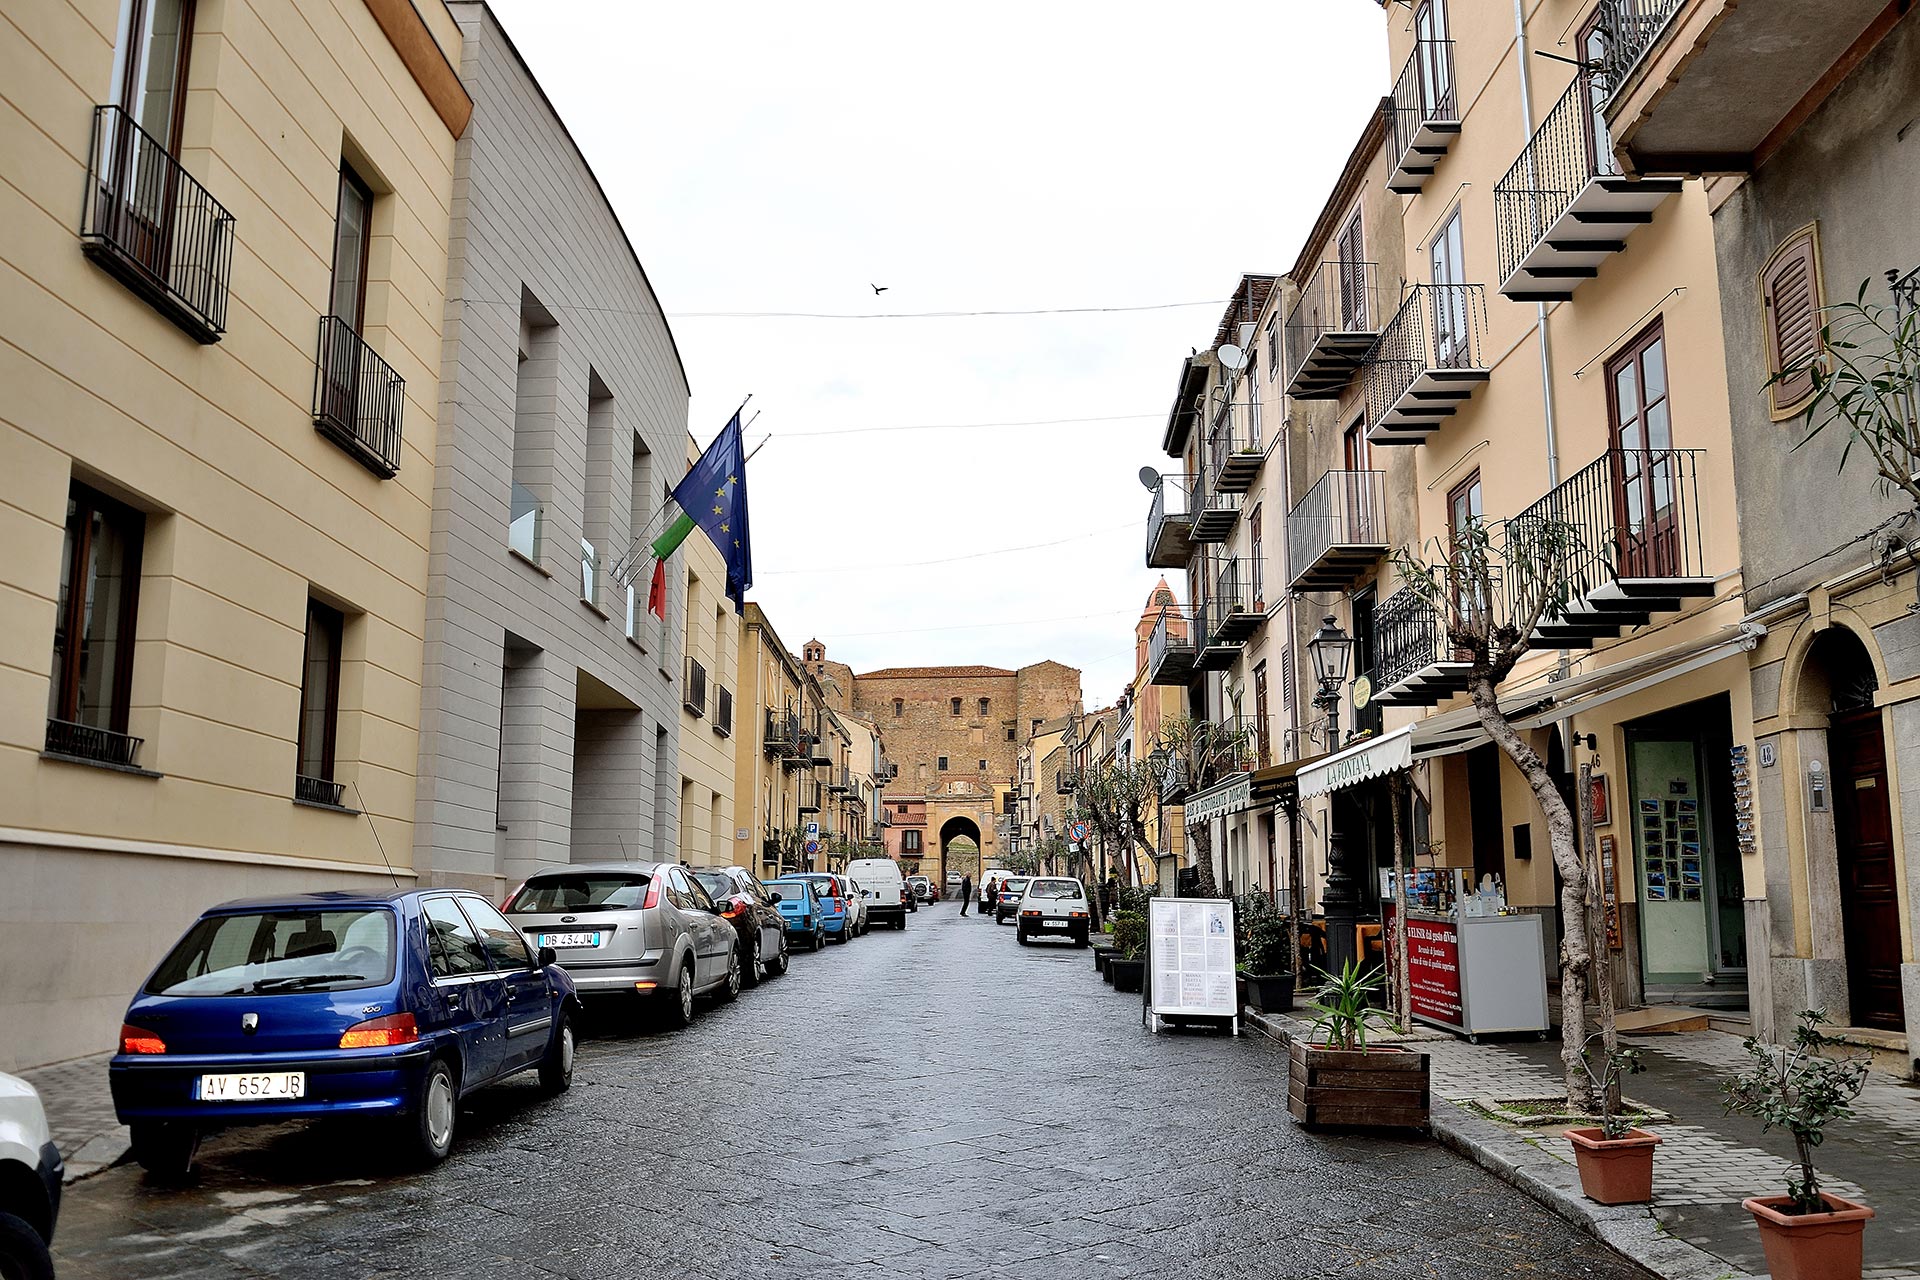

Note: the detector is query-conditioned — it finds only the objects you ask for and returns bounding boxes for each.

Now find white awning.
[1297,726,1414,800]
[1184,772,1252,826]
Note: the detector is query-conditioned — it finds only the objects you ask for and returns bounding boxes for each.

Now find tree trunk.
[1389,776,1412,1034]
[1469,676,1593,1112]
[1186,819,1218,897]
[1581,759,1621,1115]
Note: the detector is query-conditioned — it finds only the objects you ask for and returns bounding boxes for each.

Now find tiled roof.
[857,665,1015,679]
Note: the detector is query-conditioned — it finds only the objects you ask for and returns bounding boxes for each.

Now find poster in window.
[1588,772,1611,828]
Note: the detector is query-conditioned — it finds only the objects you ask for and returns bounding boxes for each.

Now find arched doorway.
[940,816,982,889]
[1802,628,1902,1030]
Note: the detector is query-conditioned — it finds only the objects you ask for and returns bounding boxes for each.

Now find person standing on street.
[958,873,972,916]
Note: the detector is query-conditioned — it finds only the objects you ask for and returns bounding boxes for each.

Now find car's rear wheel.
[665,959,697,1027]
[538,1007,575,1095]
[829,924,847,945]
[130,1120,198,1180]
[0,1210,55,1280]
[767,936,790,976]
[1074,930,1090,948]
[1016,927,1029,945]
[405,1058,458,1165]
[719,946,742,1002]
[742,933,763,988]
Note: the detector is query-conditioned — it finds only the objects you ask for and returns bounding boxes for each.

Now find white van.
[846,857,909,930]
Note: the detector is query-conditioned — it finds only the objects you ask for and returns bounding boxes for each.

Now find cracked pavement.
[52,907,1653,1278]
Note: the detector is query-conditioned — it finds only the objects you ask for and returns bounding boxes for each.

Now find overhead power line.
[670,301,1228,320]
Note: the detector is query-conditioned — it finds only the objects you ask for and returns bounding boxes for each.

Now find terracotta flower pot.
[1743,1193,1874,1280]
[1564,1127,1661,1205]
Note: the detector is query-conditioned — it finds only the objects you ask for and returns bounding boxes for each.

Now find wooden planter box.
[1287,1040,1429,1130]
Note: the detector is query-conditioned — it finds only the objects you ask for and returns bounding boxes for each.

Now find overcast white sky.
[489,1,1390,706]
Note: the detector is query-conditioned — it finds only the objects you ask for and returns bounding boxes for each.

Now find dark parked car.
[110,890,578,1176]
[694,867,789,984]
[503,863,742,1025]
[994,877,1032,925]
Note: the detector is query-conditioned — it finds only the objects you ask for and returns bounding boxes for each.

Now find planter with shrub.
[1565,1038,1659,1204]
[1241,913,1296,1013]
[1287,961,1427,1131]
[1108,910,1146,994]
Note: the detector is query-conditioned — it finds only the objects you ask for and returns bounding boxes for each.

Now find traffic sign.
[1069,821,1088,843]
[805,821,819,838]
[805,840,819,855]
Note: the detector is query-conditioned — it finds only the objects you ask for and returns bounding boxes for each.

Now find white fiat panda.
[846,857,909,930]
[1014,876,1092,946]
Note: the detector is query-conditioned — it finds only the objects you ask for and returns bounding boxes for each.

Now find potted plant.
[1564,1040,1660,1204]
[1108,910,1146,994]
[1723,1010,1873,1280]
[1288,960,1428,1130]
[1241,915,1296,1013]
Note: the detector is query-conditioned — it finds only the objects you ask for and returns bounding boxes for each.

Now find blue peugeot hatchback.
[110,889,578,1176]
[763,878,826,952]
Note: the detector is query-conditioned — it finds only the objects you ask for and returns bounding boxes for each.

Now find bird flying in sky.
[871,283,888,295]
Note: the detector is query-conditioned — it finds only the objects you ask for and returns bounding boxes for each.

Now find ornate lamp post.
[1306,613,1363,974]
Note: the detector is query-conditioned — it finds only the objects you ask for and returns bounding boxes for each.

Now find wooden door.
[1605,320,1678,578]
[1830,708,1905,1030]
[1337,211,1368,330]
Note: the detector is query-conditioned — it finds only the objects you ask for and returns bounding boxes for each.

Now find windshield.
[795,875,840,897]
[505,873,650,914]
[147,909,397,996]
[1026,880,1082,900]
[693,872,736,900]
[1003,879,1031,893]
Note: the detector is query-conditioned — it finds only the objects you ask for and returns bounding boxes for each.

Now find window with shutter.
[1761,224,1824,421]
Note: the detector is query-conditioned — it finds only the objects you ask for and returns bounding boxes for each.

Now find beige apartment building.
[1289,0,1756,1008]
[733,604,829,877]
[0,0,467,1068]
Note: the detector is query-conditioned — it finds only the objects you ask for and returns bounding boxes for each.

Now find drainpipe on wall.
[1514,0,1562,487]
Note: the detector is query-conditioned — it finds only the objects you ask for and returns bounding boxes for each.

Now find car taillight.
[1021,910,1040,918]
[120,1023,166,1055]
[1069,910,1088,918]
[642,877,661,909]
[339,1012,419,1049]
[721,901,745,919]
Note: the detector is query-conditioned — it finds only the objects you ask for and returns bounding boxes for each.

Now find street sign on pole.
[1069,821,1089,843]
[805,821,819,838]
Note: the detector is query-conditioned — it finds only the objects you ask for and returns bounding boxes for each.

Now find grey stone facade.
[415,3,689,893]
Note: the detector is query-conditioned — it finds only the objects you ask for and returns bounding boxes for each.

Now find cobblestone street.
[50,911,1651,1280]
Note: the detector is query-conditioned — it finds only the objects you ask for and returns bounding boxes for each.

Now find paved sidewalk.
[1250,1009,1920,1280]
[18,1053,125,1183]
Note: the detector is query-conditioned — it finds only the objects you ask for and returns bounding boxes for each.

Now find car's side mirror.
[862,890,872,898]
[769,891,784,903]
[537,945,557,967]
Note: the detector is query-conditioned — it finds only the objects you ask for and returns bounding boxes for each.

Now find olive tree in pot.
[1722,1010,1872,1280]
[1108,911,1146,993]
[1288,961,1429,1130]
[1565,1040,1660,1205]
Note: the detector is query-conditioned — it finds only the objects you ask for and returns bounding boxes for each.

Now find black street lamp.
[1306,613,1360,975]
[1306,614,1354,747]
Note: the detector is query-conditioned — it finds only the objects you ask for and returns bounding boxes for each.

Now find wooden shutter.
[1761,224,1823,420]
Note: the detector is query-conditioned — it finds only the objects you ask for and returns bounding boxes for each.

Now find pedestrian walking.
[958,873,972,916]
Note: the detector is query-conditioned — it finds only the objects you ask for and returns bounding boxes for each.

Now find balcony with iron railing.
[1208,559,1260,647]
[1190,469,1242,544]
[1056,768,1077,796]
[1514,447,1712,649]
[1385,39,1462,194]
[80,104,236,343]
[1603,0,1883,175]
[830,766,851,794]
[1369,582,1475,709]
[314,315,405,477]
[44,717,145,771]
[1287,469,1388,592]
[1145,475,1196,569]
[1205,403,1264,495]
[1285,259,1383,399]
[713,686,734,737]
[1495,72,1682,302]
[1147,606,1197,687]
[1363,284,1490,447]
[683,656,708,717]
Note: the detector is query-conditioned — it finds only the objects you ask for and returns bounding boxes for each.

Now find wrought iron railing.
[1287,470,1387,583]
[1212,559,1253,636]
[1197,716,1261,777]
[1387,39,1459,162]
[1148,606,1194,674]
[1496,74,1624,288]
[1146,474,1193,557]
[295,774,346,807]
[1205,403,1261,481]
[714,686,734,737]
[1596,0,1688,90]
[1373,585,1446,692]
[314,315,405,476]
[1507,447,1706,599]
[1363,284,1488,427]
[44,717,144,769]
[683,657,708,717]
[80,104,235,341]
[1286,259,1382,376]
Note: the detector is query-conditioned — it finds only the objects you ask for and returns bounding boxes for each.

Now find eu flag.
[658,412,752,608]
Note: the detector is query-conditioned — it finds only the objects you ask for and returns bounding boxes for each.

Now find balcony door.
[1605,320,1679,579]
[1430,209,1468,367]
[1337,211,1368,331]
[1577,8,1618,176]
[106,0,195,276]
[1414,0,1453,117]
[319,164,374,435]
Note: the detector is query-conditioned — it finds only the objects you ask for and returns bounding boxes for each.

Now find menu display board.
[1148,897,1237,1020]
[1405,915,1463,1027]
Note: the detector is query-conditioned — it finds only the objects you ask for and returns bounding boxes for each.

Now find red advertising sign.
[1405,917,1463,1027]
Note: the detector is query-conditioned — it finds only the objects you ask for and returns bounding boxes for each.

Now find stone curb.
[1245,1009,1755,1280]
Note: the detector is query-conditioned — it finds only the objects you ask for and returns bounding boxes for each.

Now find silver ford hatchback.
[503,862,741,1026]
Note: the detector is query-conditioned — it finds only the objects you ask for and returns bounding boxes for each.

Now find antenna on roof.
[350,782,403,889]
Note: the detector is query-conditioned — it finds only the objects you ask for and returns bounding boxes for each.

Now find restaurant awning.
[1296,621,1765,798]
[1184,772,1251,826]
[1249,749,1331,803]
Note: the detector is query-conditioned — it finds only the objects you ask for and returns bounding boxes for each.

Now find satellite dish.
[1138,466,1161,490]
[1218,343,1248,371]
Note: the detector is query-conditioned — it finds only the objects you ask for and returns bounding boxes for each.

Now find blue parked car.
[110,889,578,1176]
[762,878,827,952]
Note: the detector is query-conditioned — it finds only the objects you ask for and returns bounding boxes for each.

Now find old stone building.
[798,646,1081,880]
